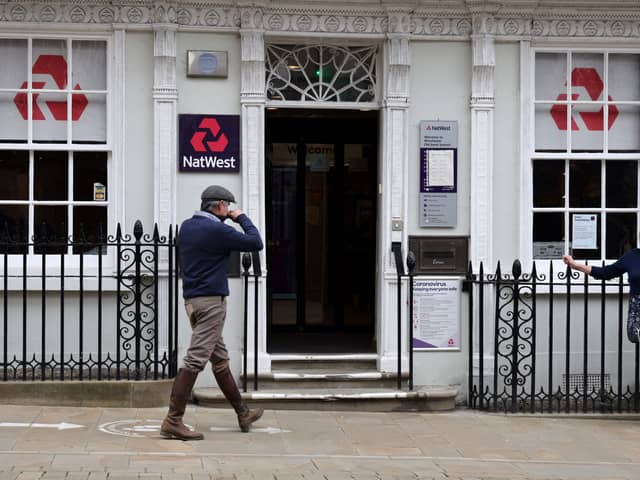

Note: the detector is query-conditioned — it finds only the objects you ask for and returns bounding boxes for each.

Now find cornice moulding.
[1,1,640,39]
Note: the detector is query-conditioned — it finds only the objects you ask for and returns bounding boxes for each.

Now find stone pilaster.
[379,6,411,374]
[152,2,178,235]
[240,5,269,374]
[152,3,178,365]
[469,11,496,270]
[468,5,498,392]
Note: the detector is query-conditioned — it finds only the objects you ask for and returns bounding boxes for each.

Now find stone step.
[243,371,406,389]
[246,354,404,388]
[269,354,378,373]
[192,386,458,412]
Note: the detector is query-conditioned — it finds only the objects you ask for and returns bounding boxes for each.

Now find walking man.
[161,185,264,440]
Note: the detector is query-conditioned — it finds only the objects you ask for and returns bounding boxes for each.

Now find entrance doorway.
[266,109,378,353]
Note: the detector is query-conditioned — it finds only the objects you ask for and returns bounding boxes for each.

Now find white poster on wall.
[572,214,598,250]
[412,278,460,350]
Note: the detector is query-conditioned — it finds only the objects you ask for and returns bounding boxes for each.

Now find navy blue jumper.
[179,211,263,299]
[590,248,640,295]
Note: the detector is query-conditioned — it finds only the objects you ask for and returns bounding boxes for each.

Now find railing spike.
[242,252,252,272]
[512,259,522,279]
[134,220,143,240]
[153,223,160,241]
[406,250,416,274]
[116,223,122,240]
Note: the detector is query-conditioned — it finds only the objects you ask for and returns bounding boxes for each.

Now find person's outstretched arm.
[563,253,629,281]
[562,255,592,275]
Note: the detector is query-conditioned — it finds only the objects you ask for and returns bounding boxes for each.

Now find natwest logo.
[179,114,240,172]
[550,67,619,131]
[13,55,89,121]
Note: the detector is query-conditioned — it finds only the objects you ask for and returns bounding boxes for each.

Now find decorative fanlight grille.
[265,44,377,103]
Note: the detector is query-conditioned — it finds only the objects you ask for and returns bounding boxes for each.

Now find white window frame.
[264,41,381,110]
[521,42,640,275]
[0,32,121,280]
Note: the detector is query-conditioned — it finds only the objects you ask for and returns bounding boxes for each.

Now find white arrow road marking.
[209,426,291,434]
[0,422,84,430]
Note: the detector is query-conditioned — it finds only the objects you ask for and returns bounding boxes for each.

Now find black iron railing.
[391,244,416,391]
[241,251,261,392]
[467,259,640,413]
[0,220,179,381]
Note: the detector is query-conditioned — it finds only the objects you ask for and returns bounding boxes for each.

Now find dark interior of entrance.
[266,109,378,353]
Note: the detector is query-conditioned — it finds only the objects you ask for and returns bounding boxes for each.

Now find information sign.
[412,278,460,350]
[419,121,458,227]
[572,214,598,250]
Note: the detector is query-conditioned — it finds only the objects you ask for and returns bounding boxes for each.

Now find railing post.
[78,224,86,381]
[39,222,47,382]
[98,224,104,381]
[599,261,606,412]
[21,230,27,381]
[565,262,572,413]
[548,261,554,413]
[134,221,143,380]
[479,262,484,410]
[1,223,8,382]
[174,226,180,376]
[242,253,252,393]
[466,261,474,407]
[392,242,404,390]
[168,225,174,379]
[153,224,160,380]
[407,251,416,391]
[116,224,122,380]
[511,260,522,413]
[59,223,65,381]
[583,261,589,412]
[531,262,537,414]
[252,251,261,391]
[618,275,623,412]
[492,262,501,412]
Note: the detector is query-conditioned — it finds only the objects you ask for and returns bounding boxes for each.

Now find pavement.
[1,405,640,480]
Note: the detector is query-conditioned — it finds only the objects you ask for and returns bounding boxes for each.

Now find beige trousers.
[182,296,229,372]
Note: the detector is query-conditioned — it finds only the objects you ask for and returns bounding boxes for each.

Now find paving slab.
[1,406,640,479]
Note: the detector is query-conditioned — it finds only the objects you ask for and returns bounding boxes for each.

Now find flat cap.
[201,185,236,203]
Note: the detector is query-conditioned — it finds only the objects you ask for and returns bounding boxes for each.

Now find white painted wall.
[408,41,471,390]
[174,32,246,384]
[124,32,155,230]
[493,42,521,267]
[408,41,471,237]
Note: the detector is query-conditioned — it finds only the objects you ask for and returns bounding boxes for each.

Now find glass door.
[266,110,378,353]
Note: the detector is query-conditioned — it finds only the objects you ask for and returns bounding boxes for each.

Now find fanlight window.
[266,44,377,103]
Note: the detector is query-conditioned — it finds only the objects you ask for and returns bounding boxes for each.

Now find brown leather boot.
[161,368,204,440]
[213,361,264,433]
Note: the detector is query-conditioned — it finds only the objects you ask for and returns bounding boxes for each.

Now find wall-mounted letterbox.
[408,236,468,275]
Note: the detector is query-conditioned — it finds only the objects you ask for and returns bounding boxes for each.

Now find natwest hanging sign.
[179,114,240,172]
